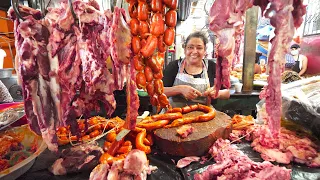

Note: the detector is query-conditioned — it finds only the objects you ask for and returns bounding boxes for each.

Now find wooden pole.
[242,6,258,92]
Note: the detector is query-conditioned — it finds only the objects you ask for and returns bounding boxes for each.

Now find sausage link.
[137,120,170,130]
[135,129,151,154]
[151,112,182,121]
[189,104,199,111]
[182,106,192,114]
[167,107,182,113]
[198,109,216,122]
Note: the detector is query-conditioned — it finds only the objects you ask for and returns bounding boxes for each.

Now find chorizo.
[146,133,154,146]
[146,56,161,73]
[136,72,147,89]
[153,71,163,79]
[99,152,125,165]
[189,104,199,111]
[116,141,132,154]
[197,104,213,113]
[151,0,163,12]
[158,36,167,53]
[158,93,169,107]
[198,109,216,122]
[146,82,155,96]
[144,66,153,82]
[137,1,148,21]
[182,106,192,114]
[137,120,170,130]
[128,1,138,18]
[130,18,139,36]
[107,138,124,156]
[133,55,144,71]
[164,117,198,128]
[151,112,182,121]
[140,38,147,48]
[167,107,182,113]
[150,94,159,107]
[106,131,117,142]
[150,13,165,37]
[164,27,175,46]
[139,21,149,39]
[135,129,151,154]
[165,10,177,27]
[154,79,164,95]
[132,36,141,54]
[141,35,157,58]
[163,0,178,9]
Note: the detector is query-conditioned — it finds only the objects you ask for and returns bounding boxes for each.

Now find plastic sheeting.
[281,76,320,138]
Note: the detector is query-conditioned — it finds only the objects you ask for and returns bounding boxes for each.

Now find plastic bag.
[281,76,320,138]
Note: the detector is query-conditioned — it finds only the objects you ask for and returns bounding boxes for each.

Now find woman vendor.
[290,44,308,76]
[162,31,230,108]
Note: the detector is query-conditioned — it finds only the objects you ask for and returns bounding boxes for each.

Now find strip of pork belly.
[16,17,58,151]
[263,1,296,137]
[109,6,138,129]
[73,1,116,116]
[209,0,254,96]
[8,6,43,135]
[109,7,132,90]
[45,2,81,129]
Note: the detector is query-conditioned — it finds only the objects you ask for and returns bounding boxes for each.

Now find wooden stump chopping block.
[154,111,232,156]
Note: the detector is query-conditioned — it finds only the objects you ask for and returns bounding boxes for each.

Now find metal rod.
[11,0,25,21]
[242,6,258,92]
[68,0,78,22]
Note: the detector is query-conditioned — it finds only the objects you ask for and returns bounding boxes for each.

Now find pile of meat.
[194,139,291,180]
[8,0,139,151]
[231,124,320,167]
[89,149,156,180]
[50,143,104,175]
[209,0,306,137]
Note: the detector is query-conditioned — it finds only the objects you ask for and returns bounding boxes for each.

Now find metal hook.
[68,0,78,23]
[11,0,25,21]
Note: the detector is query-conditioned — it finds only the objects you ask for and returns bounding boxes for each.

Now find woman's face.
[184,37,206,64]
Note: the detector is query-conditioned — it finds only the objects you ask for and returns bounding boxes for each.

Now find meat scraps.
[228,115,320,168]
[89,149,157,180]
[176,124,194,138]
[50,142,103,175]
[176,156,200,168]
[8,0,138,150]
[194,139,291,180]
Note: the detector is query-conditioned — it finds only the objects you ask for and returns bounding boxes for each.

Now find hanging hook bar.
[11,0,25,21]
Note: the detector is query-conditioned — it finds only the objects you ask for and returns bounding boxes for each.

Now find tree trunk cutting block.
[154,111,232,156]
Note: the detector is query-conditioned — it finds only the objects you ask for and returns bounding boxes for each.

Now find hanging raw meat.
[8,0,134,150]
[209,0,306,138]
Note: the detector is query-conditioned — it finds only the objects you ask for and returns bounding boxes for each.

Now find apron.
[292,55,301,73]
[169,59,211,108]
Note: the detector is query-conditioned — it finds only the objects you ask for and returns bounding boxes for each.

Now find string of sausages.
[128,0,177,111]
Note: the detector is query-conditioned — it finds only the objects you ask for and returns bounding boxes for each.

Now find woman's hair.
[184,31,208,48]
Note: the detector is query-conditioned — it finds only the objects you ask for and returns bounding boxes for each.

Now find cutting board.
[154,111,232,156]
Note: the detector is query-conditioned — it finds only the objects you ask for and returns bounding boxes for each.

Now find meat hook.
[11,0,25,21]
[68,0,79,23]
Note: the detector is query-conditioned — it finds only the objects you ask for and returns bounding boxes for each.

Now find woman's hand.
[203,87,231,100]
[180,85,202,100]
[203,87,217,99]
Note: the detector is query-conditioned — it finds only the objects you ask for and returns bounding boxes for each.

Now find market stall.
[0,0,320,180]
